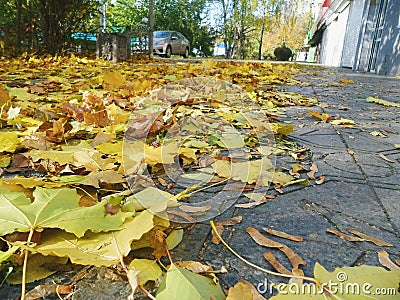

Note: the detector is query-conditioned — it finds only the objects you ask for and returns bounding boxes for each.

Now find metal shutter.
[341,0,365,68]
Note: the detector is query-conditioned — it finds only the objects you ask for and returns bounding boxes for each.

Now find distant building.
[308,0,400,76]
[213,43,226,56]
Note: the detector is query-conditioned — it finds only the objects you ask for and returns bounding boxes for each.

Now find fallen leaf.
[33,211,154,266]
[179,205,211,213]
[0,132,20,153]
[128,259,162,286]
[310,162,318,173]
[0,187,131,237]
[246,227,284,248]
[0,245,19,264]
[262,228,303,242]
[263,251,292,275]
[315,175,325,185]
[211,224,224,244]
[175,261,213,274]
[326,228,364,242]
[307,110,331,122]
[246,227,305,268]
[0,85,10,105]
[378,250,400,270]
[307,170,315,180]
[366,96,400,108]
[379,154,395,163]
[166,229,183,250]
[330,118,355,125]
[25,284,74,300]
[339,79,355,84]
[226,279,267,300]
[370,131,387,138]
[102,70,126,88]
[348,229,393,247]
[289,268,304,285]
[156,264,225,300]
[7,254,68,284]
[215,216,243,226]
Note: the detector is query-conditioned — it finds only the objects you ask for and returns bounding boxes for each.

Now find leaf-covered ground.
[0,56,398,299]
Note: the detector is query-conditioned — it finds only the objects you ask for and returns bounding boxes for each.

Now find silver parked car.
[153,31,190,58]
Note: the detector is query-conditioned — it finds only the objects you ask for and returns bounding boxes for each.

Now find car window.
[154,31,170,39]
[171,33,179,39]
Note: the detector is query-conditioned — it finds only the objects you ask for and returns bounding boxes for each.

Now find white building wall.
[320,4,351,67]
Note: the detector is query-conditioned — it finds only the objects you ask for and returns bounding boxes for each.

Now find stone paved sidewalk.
[170,66,400,298]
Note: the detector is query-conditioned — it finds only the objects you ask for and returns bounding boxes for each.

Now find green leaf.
[271,263,400,299]
[31,210,154,266]
[6,254,68,284]
[0,246,19,268]
[156,264,225,300]
[166,229,183,250]
[0,187,131,237]
[128,259,162,285]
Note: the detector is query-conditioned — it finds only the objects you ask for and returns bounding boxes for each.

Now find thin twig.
[138,285,156,300]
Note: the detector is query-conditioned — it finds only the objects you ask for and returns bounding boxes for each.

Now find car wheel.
[183,47,189,58]
[165,46,172,58]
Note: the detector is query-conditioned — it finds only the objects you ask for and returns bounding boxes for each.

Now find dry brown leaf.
[158,177,168,187]
[246,227,305,269]
[280,245,306,269]
[84,110,110,127]
[179,205,211,213]
[262,228,303,242]
[348,229,393,247]
[307,170,315,180]
[175,261,213,273]
[289,268,304,284]
[326,228,365,242]
[148,229,168,260]
[246,227,283,248]
[25,284,73,300]
[211,224,224,244]
[0,85,10,106]
[216,216,243,226]
[377,250,400,270]
[379,154,395,163]
[226,280,266,300]
[310,162,318,173]
[315,175,325,185]
[235,200,267,209]
[263,251,292,275]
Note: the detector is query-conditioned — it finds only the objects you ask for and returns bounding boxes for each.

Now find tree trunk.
[37,0,63,54]
[149,0,154,59]
[16,0,22,54]
[258,21,265,60]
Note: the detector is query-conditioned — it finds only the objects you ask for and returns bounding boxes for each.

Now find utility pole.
[149,0,154,59]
